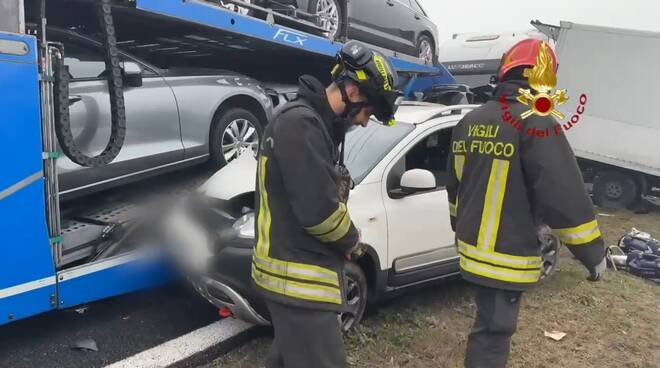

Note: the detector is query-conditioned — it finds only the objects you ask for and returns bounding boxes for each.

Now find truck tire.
[339,262,368,332]
[210,108,263,167]
[593,171,639,209]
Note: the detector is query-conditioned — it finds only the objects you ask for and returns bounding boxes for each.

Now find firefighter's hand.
[346,230,364,261]
[346,243,366,261]
[587,257,607,282]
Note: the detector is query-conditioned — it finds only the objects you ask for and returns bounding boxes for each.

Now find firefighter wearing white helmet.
[253,41,401,368]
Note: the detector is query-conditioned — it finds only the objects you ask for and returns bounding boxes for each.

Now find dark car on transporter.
[222,0,439,65]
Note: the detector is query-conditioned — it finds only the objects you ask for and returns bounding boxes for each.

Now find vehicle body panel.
[186,103,467,325]
[379,123,458,269]
[0,34,57,325]
[58,76,184,193]
[48,28,273,199]
[164,74,272,158]
[550,22,660,179]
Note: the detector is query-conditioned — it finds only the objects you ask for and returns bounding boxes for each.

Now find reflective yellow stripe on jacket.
[552,220,601,246]
[253,254,339,287]
[460,257,541,284]
[454,154,465,182]
[254,156,343,305]
[458,240,541,284]
[252,265,342,304]
[304,203,352,243]
[256,156,272,257]
[477,159,509,252]
[458,240,542,270]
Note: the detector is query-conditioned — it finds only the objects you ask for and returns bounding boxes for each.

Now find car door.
[383,124,458,284]
[49,30,184,197]
[347,0,414,54]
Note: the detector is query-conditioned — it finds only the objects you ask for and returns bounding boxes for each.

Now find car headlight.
[232,212,255,239]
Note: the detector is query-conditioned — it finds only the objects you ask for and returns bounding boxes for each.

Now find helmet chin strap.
[337,80,368,124]
[335,80,367,166]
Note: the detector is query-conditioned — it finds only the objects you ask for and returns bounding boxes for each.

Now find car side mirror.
[123,61,143,87]
[388,169,436,199]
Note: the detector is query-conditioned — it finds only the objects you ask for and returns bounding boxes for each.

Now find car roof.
[393,101,479,126]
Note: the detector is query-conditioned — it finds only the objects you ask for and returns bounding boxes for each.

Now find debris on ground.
[544,331,567,341]
[71,338,99,352]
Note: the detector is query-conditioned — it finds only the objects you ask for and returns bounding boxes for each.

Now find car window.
[410,0,427,16]
[60,38,108,79]
[387,127,453,192]
[49,31,157,80]
[344,121,414,185]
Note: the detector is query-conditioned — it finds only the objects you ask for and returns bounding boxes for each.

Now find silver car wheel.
[221,118,259,163]
[338,278,361,332]
[220,0,252,16]
[538,227,561,281]
[315,0,340,38]
[419,39,433,64]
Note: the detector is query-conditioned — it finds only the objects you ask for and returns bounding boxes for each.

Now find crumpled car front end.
[161,155,269,325]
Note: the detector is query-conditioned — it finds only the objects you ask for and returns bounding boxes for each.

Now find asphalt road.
[0,283,221,368]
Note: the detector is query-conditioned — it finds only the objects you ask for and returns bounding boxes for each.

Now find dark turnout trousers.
[265,300,347,368]
[465,285,523,368]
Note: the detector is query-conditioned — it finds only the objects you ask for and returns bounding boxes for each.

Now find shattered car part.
[71,338,99,352]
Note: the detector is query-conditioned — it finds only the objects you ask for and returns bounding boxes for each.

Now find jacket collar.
[296,75,340,142]
[493,80,531,102]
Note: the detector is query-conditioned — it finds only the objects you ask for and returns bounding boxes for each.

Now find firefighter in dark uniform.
[253,41,401,368]
[446,39,608,368]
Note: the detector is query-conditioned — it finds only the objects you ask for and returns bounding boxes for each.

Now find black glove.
[337,164,354,204]
[346,243,367,261]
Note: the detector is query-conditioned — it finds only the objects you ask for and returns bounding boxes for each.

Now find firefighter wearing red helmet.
[446,38,607,367]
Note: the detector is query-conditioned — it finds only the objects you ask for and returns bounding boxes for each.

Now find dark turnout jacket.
[447,80,606,291]
[252,75,359,312]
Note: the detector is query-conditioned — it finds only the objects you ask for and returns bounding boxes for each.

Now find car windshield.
[344,121,414,184]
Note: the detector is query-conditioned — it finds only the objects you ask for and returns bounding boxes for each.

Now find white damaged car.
[165,102,560,330]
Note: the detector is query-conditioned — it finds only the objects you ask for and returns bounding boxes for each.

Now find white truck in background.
[537,21,660,209]
[439,21,660,209]
[439,29,550,88]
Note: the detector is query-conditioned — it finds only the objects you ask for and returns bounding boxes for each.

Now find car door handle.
[414,14,421,20]
[68,95,82,106]
[386,0,395,6]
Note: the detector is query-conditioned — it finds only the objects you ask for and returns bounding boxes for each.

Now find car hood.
[199,154,257,200]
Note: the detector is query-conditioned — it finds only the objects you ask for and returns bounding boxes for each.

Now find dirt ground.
[208,205,660,368]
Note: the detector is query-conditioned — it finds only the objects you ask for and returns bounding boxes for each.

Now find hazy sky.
[418,0,660,44]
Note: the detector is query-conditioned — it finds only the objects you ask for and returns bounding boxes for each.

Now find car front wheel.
[210,108,262,167]
[339,262,368,332]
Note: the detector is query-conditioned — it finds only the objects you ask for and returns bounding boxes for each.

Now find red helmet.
[498,38,558,82]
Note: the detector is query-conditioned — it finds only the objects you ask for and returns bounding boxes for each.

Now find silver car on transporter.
[48,27,273,200]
